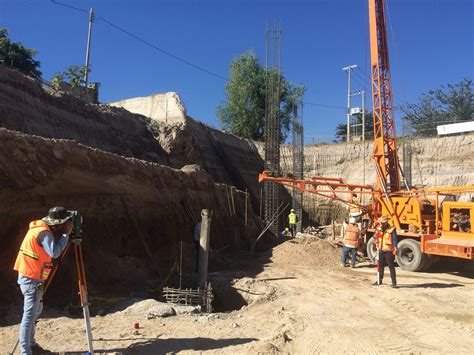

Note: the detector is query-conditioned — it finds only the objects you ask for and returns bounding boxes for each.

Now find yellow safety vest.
[289,212,297,225]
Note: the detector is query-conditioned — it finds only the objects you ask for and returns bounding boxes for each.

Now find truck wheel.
[366,237,377,264]
[396,239,424,272]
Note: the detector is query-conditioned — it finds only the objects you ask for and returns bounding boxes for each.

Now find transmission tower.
[264,21,282,235]
[292,100,304,232]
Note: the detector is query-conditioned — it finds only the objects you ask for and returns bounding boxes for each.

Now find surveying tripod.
[10,237,94,355]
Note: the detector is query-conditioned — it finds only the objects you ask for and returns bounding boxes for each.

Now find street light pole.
[342,64,358,142]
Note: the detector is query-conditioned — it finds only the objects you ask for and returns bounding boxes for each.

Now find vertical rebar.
[292,100,304,232]
[264,22,282,235]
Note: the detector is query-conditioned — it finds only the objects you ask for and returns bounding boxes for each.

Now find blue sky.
[1,0,473,142]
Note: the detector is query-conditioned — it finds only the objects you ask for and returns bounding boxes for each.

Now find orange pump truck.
[259,0,474,271]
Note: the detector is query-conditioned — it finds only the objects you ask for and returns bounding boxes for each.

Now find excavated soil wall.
[0,129,262,307]
[157,120,266,210]
[0,67,268,210]
[0,67,167,164]
[256,131,474,224]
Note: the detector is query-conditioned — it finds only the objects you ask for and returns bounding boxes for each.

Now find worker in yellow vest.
[373,215,399,288]
[13,207,74,355]
[341,216,360,268]
[288,209,298,237]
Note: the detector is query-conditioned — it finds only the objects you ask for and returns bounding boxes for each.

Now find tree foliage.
[51,65,89,92]
[335,112,373,142]
[217,51,304,141]
[0,28,41,77]
[401,78,473,136]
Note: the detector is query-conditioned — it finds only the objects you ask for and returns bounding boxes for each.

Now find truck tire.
[396,239,424,272]
[366,237,377,264]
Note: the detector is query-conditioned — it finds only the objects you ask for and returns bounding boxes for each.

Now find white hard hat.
[348,216,357,224]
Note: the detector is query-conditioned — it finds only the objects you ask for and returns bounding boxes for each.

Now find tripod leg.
[73,240,94,354]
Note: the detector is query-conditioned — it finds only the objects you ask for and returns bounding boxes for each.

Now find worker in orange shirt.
[373,215,398,288]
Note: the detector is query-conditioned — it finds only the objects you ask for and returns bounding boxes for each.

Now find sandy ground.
[1,237,474,354]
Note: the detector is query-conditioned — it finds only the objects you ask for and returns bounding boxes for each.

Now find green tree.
[0,28,41,77]
[51,65,89,92]
[401,78,473,136]
[217,51,305,141]
[335,112,374,142]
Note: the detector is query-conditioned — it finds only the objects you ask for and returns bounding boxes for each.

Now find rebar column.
[264,21,282,235]
[292,100,304,232]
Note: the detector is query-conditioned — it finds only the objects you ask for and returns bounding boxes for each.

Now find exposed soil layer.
[0,128,263,309]
[0,67,167,164]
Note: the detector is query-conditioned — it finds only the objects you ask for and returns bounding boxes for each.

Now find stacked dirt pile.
[0,128,262,310]
[270,237,340,267]
[0,66,167,163]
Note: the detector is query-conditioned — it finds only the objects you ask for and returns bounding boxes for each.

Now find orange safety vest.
[378,226,396,251]
[343,224,359,248]
[13,220,53,281]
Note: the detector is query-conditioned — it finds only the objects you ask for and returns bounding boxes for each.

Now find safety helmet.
[285,227,289,232]
[348,216,357,224]
[291,209,295,213]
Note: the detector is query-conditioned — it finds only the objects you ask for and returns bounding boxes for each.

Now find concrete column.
[198,209,213,287]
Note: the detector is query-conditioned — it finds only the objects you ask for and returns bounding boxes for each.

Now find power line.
[304,101,346,109]
[50,0,88,13]
[50,0,228,81]
[48,0,371,111]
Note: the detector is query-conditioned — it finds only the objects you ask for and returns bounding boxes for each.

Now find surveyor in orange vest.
[14,207,74,355]
[341,216,360,268]
[373,215,399,288]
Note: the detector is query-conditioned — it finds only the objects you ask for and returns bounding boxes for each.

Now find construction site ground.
[1,237,473,354]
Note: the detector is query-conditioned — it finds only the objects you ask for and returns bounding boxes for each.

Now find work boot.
[391,284,398,289]
[372,280,382,286]
[350,264,355,268]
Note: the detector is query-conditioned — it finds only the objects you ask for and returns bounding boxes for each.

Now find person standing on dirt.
[373,215,399,288]
[193,221,201,272]
[13,207,73,355]
[341,217,360,268]
[288,209,298,237]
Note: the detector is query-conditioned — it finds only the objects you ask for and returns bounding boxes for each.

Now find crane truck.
[259,0,474,272]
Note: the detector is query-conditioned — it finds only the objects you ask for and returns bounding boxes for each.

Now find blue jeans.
[19,283,43,355]
[342,246,357,266]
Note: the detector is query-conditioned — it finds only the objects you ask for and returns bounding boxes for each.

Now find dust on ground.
[1,237,474,354]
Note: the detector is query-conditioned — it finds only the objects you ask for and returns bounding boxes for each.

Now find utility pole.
[84,8,94,87]
[342,64,358,142]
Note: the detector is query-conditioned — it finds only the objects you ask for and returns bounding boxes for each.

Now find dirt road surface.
[1,237,473,354]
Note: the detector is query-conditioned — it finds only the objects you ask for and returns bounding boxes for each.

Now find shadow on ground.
[398,282,465,289]
[105,336,258,354]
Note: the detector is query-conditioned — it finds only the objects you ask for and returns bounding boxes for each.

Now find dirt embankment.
[0,67,271,211]
[156,120,267,211]
[0,128,263,309]
[0,66,167,164]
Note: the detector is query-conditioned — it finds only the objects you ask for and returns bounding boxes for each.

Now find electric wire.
[50,0,228,81]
